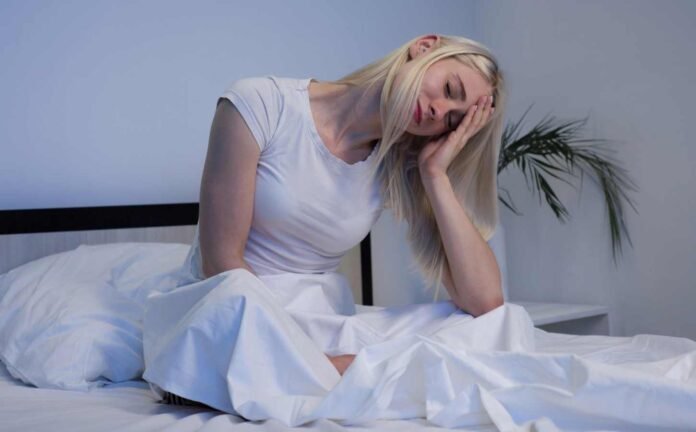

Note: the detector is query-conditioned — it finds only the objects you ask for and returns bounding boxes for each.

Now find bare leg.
[326,354,355,375]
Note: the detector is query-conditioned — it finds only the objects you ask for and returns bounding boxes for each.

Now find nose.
[429,98,463,122]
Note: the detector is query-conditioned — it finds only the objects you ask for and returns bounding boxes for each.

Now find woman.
[145,33,507,412]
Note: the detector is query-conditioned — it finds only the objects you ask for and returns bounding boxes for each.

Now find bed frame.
[0,203,374,305]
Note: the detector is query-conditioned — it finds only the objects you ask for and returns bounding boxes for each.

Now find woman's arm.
[198,99,260,278]
[423,175,504,317]
[416,96,501,316]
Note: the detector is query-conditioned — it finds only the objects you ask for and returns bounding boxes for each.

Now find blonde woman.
[144,33,507,414]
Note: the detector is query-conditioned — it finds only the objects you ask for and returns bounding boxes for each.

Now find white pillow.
[0,242,191,391]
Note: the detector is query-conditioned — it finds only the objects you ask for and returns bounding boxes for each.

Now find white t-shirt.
[181,75,384,280]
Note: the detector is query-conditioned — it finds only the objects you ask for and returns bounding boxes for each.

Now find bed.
[0,203,472,431]
[1,204,695,432]
[0,357,457,432]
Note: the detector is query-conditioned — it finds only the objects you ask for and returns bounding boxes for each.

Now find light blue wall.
[477,0,696,338]
[5,1,693,340]
[0,0,475,209]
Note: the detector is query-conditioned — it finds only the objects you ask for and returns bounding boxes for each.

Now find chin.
[407,128,443,138]
[404,126,429,137]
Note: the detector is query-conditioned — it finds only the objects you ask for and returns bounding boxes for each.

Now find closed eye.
[445,83,453,129]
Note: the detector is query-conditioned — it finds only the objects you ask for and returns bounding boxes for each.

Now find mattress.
[2,243,695,431]
[0,331,493,432]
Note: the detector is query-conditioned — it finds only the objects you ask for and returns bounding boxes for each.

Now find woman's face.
[394,56,494,137]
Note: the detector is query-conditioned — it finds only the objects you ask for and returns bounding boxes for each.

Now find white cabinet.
[512,301,610,335]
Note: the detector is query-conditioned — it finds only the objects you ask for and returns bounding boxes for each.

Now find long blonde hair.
[333,34,507,300]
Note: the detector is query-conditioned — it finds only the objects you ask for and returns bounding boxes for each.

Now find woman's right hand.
[326,354,356,375]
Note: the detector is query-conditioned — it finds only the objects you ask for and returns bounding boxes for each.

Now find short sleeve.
[217,76,283,153]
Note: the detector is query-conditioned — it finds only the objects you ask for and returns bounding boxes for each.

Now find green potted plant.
[490,105,639,301]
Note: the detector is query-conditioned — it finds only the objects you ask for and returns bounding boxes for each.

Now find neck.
[308,78,385,156]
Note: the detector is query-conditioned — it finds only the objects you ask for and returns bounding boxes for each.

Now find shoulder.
[224,75,306,100]
[219,75,308,120]
[217,76,306,152]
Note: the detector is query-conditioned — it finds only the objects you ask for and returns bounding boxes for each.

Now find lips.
[414,102,422,125]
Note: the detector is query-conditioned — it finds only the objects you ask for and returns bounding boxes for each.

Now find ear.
[408,34,440,60]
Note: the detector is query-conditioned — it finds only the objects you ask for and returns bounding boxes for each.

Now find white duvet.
[142,267,696,431]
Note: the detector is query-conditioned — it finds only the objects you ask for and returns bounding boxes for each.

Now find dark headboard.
[0,203,373,305]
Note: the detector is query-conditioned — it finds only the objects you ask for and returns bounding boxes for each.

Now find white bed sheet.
[1,241,695,431]
[0,359,497,432]
[141,268,696,431]
[3,321,695,432]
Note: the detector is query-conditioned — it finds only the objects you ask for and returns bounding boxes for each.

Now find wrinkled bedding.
[1,242,695,431]
[0,360,467,432]
[142,268,696,431]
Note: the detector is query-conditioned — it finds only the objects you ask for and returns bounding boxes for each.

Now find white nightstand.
[511,301,610,335]
[356,301,611,335]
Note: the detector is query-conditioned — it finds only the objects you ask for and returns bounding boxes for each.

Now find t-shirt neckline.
[303,78,377,171]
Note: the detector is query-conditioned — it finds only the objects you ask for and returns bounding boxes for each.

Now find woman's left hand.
[418,94,495,181]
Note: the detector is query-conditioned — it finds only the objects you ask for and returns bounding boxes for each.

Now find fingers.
[455,104,477,138]
[446,95,494,155]
[481,94,494,124]
[459,95,494,137]
[471,95,494,130]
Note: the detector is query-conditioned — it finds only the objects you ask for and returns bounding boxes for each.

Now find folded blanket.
[142,268,696,431]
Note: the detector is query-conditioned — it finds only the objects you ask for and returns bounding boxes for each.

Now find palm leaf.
[497,106,639,266]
